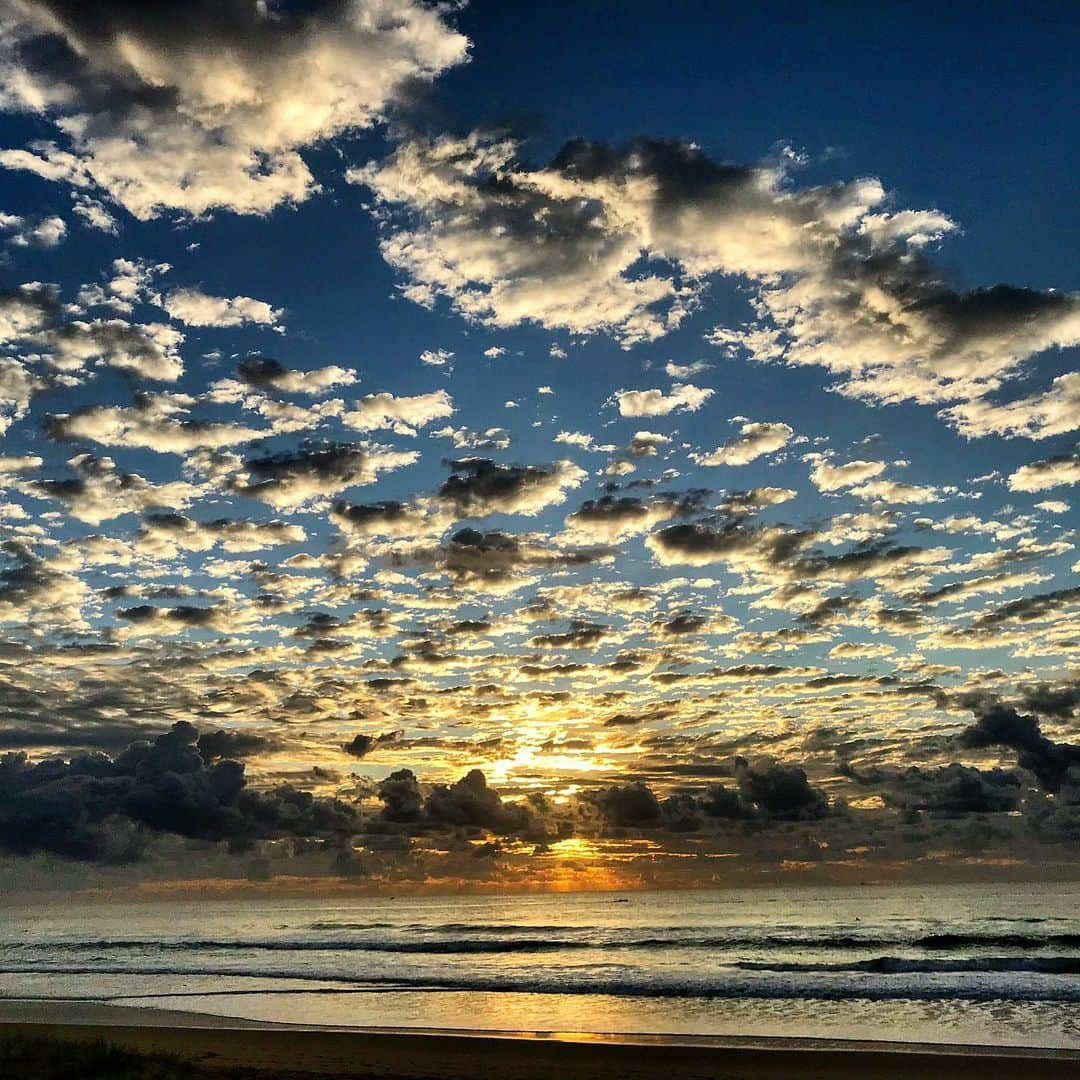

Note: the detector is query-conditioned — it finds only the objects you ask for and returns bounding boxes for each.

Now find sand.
[0,1000,1077,1078]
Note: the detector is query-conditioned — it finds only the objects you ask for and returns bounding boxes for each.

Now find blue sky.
[0,1,1077,883]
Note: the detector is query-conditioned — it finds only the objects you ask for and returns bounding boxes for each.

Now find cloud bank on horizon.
[0,0,1076,889]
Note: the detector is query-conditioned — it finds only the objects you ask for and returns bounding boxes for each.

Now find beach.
[1,1001,1078,1079]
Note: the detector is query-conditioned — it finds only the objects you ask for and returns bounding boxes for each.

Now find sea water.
[1,881,1078,1048]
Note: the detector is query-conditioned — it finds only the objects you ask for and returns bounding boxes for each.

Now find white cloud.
[555,430,598,450]
[31,453,202,524]
[164,289,282,328]
[0,211,66,247]
[691,420,792,466]
[342,389,453,435]
[664,360,710,379]
[612,382,713,417]
[1008,455,1080,493]
[849,479,940,505]
[941,372,1080,439]
[433,425,511,450]
[807,456,888,492]
[46,393,263,453]
[0,357,42,435]
[71,195,119,234]
[0,1,469,218]
[420,348,454,367]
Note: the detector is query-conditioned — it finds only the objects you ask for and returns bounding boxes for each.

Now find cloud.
[664,360,710,379]
[419,348,454,368]
[807,456,887,491]
[590,782,663,827]
[0,211,66,247]
[342,730,401,759]
[960,704,1080,793]
[197,729,277,761]
[735,757,828,820]
[235,440,417,510]
[611,382,713,417]
[46,392,263,452]
[436,457,586,517]
[712,260,1079,430]
[849,479,940,505]
[1,281,185,381]
[41,318,184,380]
[942,373,1080,440]
[236,357,357,396]
[342,389,454,434]
[626,431,672,457]
[554,430,601,451]
[332,498,448,540]
[0,0,469,218]
[846,761,1022,814]
[646,520,813,572]
[691,421,792,466]
[647,519,949,585]
[435,425,511,451]
[0,356,41,435]
[398,527,612,593]
[563,492,703,543]
[0,721,357,861]
[163,289,282,328]
[0,539,89,630]
[531,620,610,649]
[31,453,201,524]
[360,130,1077,422]
[1008,454,1080,493]
[135,512,305,556]
[718,486,796,514]
[355,135,706,346]
[71,195,118,234]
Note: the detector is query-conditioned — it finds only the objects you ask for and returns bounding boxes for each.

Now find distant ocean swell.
[2,963,1080,1003]
[4,930,1080,954]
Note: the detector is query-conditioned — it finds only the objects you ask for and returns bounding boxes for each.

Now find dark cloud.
[970,586,1080,629]
[960,704,1080,793]
[1014,680,1080,720]
[700,783,745,819]
[735,757,829,820]
[844,760,1022,814]
[425,769,530,833]
[0,722,357,861]
[436,456,583,517]
[590,782,664,828]
[648,520,810,568]
[197,730,276,761]
[343,730,402,758]
[236,440,414,508]
[655,612,709,635]
[531,620,610,649]
[377,768,424,823]
[400,527,612,591]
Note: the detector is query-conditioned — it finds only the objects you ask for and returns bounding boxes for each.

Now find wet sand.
[1,1000,1077,1078]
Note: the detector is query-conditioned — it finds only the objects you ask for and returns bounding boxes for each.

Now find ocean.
[2,881,1078,1048]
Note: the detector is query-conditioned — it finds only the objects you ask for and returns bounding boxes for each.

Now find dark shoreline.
[1,1001,1077,1079]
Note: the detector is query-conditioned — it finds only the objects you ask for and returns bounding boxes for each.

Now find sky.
[0,0,1078,895]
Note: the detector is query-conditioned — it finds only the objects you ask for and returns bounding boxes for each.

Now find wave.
[2,964,1080,1004]
[735,956,1080,975]
[306,922,570,934]
[6,931,1080,956]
